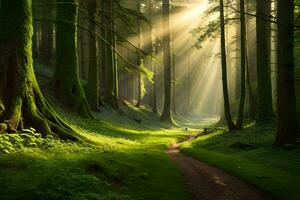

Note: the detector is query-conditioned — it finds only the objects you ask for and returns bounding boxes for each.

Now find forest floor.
[180,123,300,200]
[168,140,270,200]
[0,65,300,200]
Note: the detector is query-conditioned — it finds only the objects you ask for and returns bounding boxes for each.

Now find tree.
[136,0,143,108]
[86,0,100,111]
[236,0,246,129]
[39,0,55,65]
[256,0,274,121]
[0,0,80,141]
[54,0,94,118]
[220,0,236,130]
[103,0,118,108]
[160,0,174,124]
[275,0,298,146]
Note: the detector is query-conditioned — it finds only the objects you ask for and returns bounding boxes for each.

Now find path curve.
[167,137,272,200]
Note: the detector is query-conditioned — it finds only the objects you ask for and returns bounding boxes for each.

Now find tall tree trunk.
[103,0,118,108]
[256,0,274,121]
[160,0,174,124]
[172,53,177,115]
[86,0,100,111]
[99,0,107,100]
[112,5,119,108]
[236,0,246,129]
[0,0,81,141]
[54,0,94,119]
[245,0,256,120]
[275,0,298,146]
[136,0,142,108]
[220,0,236,130]
[234,0,241,103]
[153,37,160,114]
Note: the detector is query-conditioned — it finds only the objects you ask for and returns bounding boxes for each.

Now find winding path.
[167,136,272,200]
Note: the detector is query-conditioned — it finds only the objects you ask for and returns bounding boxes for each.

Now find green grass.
[180,122,300,200]
[0,101,196,200]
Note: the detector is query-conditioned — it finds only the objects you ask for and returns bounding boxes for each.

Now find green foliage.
[0,133,57,154]
[192,20,219,49]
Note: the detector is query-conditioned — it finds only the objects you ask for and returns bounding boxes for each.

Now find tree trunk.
[39,0,54,65]
[0,0,81,141]
[245,0,256,120]
[54,0,94,119]
[153,37,160,114]
[136,0,142,108]
[256,0,274,121]
[220,0,236,130]
[86,0,100,111]
[236,0,246,129]
[103,0,118,108]
[275,0,298,146]
[160,0,174,124]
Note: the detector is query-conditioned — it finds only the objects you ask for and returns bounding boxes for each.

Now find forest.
[0,0,299,199]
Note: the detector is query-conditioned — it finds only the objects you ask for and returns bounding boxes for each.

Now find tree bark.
[275,0,298,146]
[0,0,81,141]
[236,0,246,129]
[136,0,143,108]
[220,0,236,130]
[160,0,174,124]
[103,0,118,108]
[256,0,274,121]
[86,0,100,111]
[54,0,94,119]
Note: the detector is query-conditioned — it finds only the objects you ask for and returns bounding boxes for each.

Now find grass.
[0,94,197,200]
[0,63,199,200]
[180,122,300,200]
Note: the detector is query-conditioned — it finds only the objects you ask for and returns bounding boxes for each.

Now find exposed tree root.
[0,83,84,141]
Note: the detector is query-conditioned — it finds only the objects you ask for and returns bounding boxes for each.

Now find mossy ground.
[0,62,201,200]
[180,122,300,200]
[0,99,197,200]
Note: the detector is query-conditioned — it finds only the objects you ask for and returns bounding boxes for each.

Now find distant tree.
[0,0,80,141]
[136,0,143,108]
[160,0,174,124]
[275,0,298,146]
[236,0,246,129]
[54,0,94,118]
[256,0,274,121]
[39,0,55,65]
[103,0,119,108]
[219,0,236,130]
[86,0,100,111]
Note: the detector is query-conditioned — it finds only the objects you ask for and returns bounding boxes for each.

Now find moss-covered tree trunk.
[160,0,174,124]
[53,0,94,118]
[275,0,298,146]
[86,0,100,111]
[0,0,80,141]
[256,0,274,122]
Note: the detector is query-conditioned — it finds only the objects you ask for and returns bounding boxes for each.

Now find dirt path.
[167,136,272,200]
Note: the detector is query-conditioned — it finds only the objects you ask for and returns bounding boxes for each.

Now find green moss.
[0,94,193,199]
